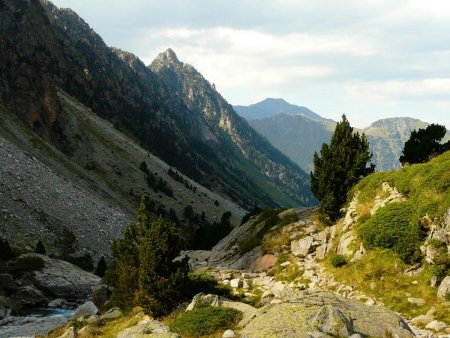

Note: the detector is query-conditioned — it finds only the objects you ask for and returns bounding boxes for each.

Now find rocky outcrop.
[437,276,450,300]
[240,291,414,338]
[117,315,180,338]
[28,254,100,300]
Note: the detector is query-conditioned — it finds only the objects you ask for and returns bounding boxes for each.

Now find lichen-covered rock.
[310,305,354,337]
[291,236,314,257]
[240,291,414,338]
[437,276,450,299]
[186,293,220,311]
[72,301,98,319]
[100,307,122,320]
[117,315,180,338]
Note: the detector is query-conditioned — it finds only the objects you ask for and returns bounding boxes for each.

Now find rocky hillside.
[242,100,449,171]
[0,91,245,259]
[179,151,450,336]
[0,0,313,210]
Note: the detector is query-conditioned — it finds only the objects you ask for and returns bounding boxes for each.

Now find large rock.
[117,315,180,338]
[72,301,98,319]
[311,305,354,337]
[240,291,414,338]
[186,293,220,311]
[0,273,18,293]
[437,276,450,299]
[23,254,101,299]
[92,284,109,308]
[16,285,48,307]
[291,236,314,257]
[100,307,123,320]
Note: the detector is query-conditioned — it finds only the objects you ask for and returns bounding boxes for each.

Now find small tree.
[311,115,374,223]
[104,196,150,310]
[400,124,450,165]
[95,256,107,277]
[137,217,189,317]
[0,237,14,261]
[35,240,46,255]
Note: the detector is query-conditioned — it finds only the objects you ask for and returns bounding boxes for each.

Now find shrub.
[330,254,347,268]
[170,306,242,337]
[358,202,426,264]
[0,237,14,261]
[35,240,46,255]
[188,272,233,299]
[8,256,44,277]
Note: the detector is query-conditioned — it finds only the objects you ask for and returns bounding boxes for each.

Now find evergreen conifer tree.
[137,217,189,317]
[311,115,374,223]
[35,240,46,255]
[400,123,450,165]
[104,196,151,310]
[95,256,107,277]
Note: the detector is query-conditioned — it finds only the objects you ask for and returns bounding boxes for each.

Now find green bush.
[358,202,426,264]
[170,306,242,337]
[330,254,347,268]
[8,256,45,277]
[188,272,233,299]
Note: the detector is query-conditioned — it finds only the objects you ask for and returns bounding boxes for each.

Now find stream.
[0,308,74,337]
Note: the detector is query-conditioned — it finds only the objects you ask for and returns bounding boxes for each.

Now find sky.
[51,0,450,129]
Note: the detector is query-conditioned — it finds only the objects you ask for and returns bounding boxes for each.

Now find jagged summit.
[153,48,181,66]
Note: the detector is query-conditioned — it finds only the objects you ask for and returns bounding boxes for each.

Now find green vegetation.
[105,196,189,317]
[328,250,450,321]
[351,149,450,226]
[0,237,14,261]
[358,202,426,264]
[35,240,46,255]
[400,123,450,165]
[95,256,108,277]
[188,272,234,299]
[311,115,374,223]
[329,254,347,268]
[8,255,44,277]
[169,306,242,337]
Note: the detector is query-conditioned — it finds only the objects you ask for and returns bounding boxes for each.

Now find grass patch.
[327,249,450,322]
[169,306,242,337]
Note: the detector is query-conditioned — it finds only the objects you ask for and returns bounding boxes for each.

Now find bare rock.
[311,305,354,337]
[222,329,235,337]
[16,285,48,307]
[291,236,314,257]
[72,301,98,319]
[186,293,220,311]
[100,307,122,320]
[92,284,109,308]
[48,298,66,308]
[425,320,447,332]
[410,314,434,326]
[438,276,450,299]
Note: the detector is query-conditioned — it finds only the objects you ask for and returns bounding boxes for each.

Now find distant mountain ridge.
[234,98,333,122]
[237,99,449,172]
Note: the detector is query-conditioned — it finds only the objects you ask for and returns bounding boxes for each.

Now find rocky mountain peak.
[154,48,181,66]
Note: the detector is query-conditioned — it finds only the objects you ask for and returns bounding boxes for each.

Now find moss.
[169,306,242,337]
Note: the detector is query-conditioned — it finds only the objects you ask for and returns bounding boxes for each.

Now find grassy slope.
[327,151,450,322]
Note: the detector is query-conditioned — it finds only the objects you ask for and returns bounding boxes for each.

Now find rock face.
[29,254,100,299]
[437,276,450,300]
[240,291,414,338]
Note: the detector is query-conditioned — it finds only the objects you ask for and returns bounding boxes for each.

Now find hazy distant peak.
[366,117,422,129]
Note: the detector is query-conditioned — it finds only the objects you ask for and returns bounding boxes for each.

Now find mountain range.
[235,99,449,172]
[0,0,314,257]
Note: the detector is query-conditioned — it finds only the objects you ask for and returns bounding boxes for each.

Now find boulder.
[100,307,123,320]
[92,284,109,308]
[310,305,354,337]
[291,236,314,257]
[0,274,18,293]
[48,298,66,308]
[222,329,235,337]
[117,315,180,338]
[250,254,277,271]
[438,276,450,299]
[240,291,414,338]
[72,301,98,319]
[16,285,48,306]
[25,254,100,299]
[230,279,243,288]
[426,320,447,332]
[407,298,425,306]
[186,293,220,311]
[410,314,433,326]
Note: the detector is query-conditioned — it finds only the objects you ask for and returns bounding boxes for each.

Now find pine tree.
[104,196,151,310]
[311,115,374,223]
[95,256,107,277]
[400,124,450,165]
[35,240,46,255]
[137,217,189,317]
